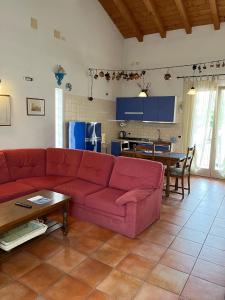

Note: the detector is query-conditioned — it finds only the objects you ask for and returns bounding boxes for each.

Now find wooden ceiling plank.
[112,0,143,41]
[142,0,166,38]
[209,0,220,29]
[174,0,192,34]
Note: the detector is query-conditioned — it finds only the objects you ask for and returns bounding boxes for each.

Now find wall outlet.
[30,17,38,30]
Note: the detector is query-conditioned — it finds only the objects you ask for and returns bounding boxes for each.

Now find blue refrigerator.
[68,121,101,152]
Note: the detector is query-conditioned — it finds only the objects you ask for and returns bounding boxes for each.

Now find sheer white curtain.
[182,77,217,175]
[214,87,225,177]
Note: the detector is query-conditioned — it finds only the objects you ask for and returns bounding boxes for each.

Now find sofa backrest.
[109,156,163,191]
[0,152,11,184]
[46,148,83,177]
[4,149,46,180]
[77,151,115,186]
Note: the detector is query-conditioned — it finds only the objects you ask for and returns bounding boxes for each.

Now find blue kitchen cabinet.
[116,96,176,122]
[157,96,176,122]
[143,97,159,122]
[143,96,176,122]
[116,98,143,120]
[111,141,121,156]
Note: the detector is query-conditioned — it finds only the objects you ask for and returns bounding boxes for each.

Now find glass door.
[190,90,216,177]
[211,87,225,179]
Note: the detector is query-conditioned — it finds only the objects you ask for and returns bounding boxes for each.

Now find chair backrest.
[153,141,172,153]
[182,145,196,174]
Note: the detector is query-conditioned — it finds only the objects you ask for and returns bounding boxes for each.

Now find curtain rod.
[89,58,225,73]
[177,73,225,79]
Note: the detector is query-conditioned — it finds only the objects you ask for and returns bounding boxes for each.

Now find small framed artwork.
[27,98,45,116]
[0,95,11,126]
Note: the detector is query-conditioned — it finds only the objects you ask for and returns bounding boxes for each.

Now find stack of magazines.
[0,220,48,251]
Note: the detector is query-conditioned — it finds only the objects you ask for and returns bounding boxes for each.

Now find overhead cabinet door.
[143,97,159,121]
[143,96,176,122]
[116,98,143,120]
[158,96,176,122]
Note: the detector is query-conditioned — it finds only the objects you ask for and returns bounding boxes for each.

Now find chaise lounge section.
[0,148,164,238]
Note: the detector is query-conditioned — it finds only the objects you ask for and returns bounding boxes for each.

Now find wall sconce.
[0,79,2,90]
[187,86,196,95]
[138,89,148,97]
[54,65,66,86]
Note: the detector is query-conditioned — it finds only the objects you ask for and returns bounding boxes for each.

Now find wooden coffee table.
[0,190,71,236]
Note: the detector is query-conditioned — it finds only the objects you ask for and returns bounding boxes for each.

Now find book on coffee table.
[27,195,52,205]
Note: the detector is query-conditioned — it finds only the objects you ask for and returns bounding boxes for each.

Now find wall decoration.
[0,95,11,126]
[88,57,225,98]
[164,69,172,80]
[54,65,66,86]
[89,58,225,82]
[65,82,72,91]
[27,98,45,116]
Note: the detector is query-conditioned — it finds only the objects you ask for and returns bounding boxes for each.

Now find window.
[55,88,64,148]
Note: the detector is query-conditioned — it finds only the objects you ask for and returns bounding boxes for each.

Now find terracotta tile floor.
[0,176,225,299]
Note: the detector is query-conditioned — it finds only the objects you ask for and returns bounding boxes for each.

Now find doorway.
[190,86,225,179]
[55,88,64,148]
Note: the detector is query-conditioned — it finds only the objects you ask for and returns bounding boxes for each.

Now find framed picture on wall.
[0,95,11,126]
[27,98,45,116]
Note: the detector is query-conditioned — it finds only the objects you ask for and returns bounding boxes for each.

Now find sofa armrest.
[115,188,156,206]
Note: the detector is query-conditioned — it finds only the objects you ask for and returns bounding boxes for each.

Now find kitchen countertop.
[112,138,152,144]
[112,138,171,144]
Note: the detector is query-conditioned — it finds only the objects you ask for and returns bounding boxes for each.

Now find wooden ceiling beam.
[112,0,143,42]
[174,0,192,34]
[142,0,166,38]
[209,0,220,30]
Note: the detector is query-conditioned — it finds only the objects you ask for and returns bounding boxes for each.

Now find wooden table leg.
[63,200,69,235]
[166,163,170,197]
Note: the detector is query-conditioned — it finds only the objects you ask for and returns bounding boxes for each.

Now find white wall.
[121,24,225,97]
[0,0,123,149]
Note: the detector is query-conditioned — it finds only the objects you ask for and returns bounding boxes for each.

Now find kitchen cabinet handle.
[124,112,144,115]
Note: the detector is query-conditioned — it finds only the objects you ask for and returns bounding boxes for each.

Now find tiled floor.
[0,176,225,299]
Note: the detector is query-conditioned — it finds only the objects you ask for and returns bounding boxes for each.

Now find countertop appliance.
[119,130,127,138]
[68,121,101,152]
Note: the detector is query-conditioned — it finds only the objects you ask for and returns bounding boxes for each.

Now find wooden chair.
[167,145,196,199]
[153,141,172,153]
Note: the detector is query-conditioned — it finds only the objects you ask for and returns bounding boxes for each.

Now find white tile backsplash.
[64,93,183,153]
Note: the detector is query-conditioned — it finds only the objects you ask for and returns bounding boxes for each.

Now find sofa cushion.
[0,182,36,203]
[0,152,11,184]
[54,178,103,205]
[85,187,126,217]
[4,149,46,180]
[17,176,74,190]
[46,148,83,177]
[109,156,163,191]
[77,151,115,186]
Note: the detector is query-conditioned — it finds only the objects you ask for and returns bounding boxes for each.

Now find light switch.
[31,17,38,29]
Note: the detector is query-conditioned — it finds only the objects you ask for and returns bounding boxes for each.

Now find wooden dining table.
[120,150,186,197]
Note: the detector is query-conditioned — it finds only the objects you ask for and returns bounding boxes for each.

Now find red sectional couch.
[0,148,164,238]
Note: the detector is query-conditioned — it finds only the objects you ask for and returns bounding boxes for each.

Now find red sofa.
[0,148,164,238]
